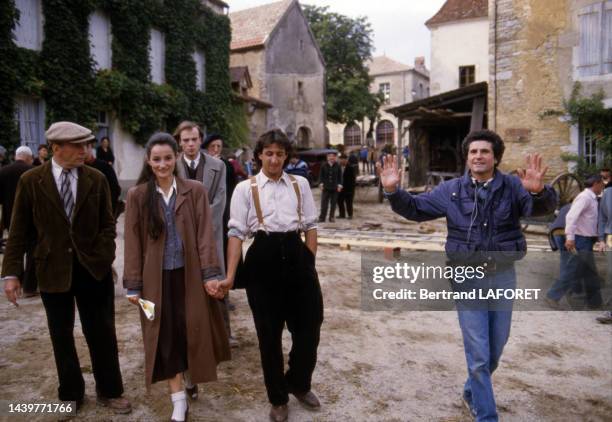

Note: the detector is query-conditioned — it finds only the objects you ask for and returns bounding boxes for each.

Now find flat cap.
[45,121,95,144]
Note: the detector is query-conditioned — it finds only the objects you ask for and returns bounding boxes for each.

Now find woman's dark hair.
[461,129,505,167]
[253,129,293,168]
[137,132,179,240]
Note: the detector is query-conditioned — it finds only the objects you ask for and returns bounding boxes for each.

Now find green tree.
[303,5,382,125]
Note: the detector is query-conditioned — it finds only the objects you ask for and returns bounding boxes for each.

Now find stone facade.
[489,0,612,177]
[230,0,326,147]
[329,56,430,151]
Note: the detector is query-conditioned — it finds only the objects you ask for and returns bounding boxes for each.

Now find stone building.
[329,55,430,150]
[230,66,272,146]
[229,0,326,147]
[426,0,489,95]
[387,0,488,187]
[489,0,612,176]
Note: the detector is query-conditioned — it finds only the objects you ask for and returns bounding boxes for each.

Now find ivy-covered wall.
[1,0,245,153]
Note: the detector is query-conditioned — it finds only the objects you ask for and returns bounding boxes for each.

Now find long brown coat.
[123,177,230,388]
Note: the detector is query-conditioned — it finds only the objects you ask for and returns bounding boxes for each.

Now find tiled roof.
[425,0,488,27]
[366,56,412,76]
[229,0,293,51]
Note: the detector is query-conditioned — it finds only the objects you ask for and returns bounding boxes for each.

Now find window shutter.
[89,10,112,70]
[578,3,602,76]
[149,29,165,84]
[193,49,206,91]
[604,1,612,74]
[14,0,42,50]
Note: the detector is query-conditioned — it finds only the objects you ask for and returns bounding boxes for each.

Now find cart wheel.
[551,173,583,207]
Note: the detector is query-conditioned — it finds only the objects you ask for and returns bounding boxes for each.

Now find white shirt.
[565,188,599,240]
[156,177,177,205]
[51,158,78,202]
[228,171,317,240]
[183,154,201,170]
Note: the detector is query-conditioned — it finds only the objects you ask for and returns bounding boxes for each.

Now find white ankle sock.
[171,391,187,421]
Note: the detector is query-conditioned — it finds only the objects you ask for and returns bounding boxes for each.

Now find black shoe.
[329,218,335,223]
[269,404,288,422]
[337,215,346,219]
[186,384,198,400]
[318,217,325,223]
[291,391,321,410]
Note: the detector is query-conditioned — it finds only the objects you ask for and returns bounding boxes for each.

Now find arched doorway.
[297,126,310,148]
[344,123,361,146]
[376,120,394,145]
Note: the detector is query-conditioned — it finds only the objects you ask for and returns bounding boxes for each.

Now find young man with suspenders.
[215,129,323,422]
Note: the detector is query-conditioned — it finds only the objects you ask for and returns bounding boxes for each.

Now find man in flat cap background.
[2,121,131,414]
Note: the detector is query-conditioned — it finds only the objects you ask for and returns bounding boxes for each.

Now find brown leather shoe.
[292,390,321,410]
[269,404,288,422]
[186,384,198,400]
[96,396,132,414]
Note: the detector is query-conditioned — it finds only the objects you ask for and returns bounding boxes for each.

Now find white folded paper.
[138,298,155,320]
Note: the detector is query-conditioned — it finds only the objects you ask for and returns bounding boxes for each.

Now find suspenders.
[249,175,302,232]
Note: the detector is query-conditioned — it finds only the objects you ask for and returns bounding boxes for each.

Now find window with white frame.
[89,9,112,70]
[578,1,612,77]
[580,126,602,165]
[379,83,390,104]
[13,0,43,50]
[14,97,45,151]
[149,28,166,84]
[193,49,206,91]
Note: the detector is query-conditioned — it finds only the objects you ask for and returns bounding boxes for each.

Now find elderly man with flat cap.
[2,121,131,414]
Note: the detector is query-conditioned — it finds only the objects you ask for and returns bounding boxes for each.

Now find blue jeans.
[456,267,515,422]
[547,235,602,307]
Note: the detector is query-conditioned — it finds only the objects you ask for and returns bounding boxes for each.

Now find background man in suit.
[173,120,232,397]
[0,146,35,292]
[84,140,121,218]
[318,151,341,223]
[2,122,131,414]
[337,154,356,219]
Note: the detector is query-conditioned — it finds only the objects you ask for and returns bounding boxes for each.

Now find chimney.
[414,56,425,70]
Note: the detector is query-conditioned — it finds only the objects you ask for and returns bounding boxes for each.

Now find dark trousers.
[338,190,354,218]
[244,232,324,406]
[547,235,602,307]
[40,258,123,402]
[319,189,338,221]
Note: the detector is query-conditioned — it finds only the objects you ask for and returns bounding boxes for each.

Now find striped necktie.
[60,169,74,219]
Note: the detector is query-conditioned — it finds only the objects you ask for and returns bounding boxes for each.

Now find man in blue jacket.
[380,129,557,422]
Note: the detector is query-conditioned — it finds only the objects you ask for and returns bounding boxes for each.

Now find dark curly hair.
[461,129,505,167]
[253,129,293,168]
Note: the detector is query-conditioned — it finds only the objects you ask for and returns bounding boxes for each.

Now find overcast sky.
[228,0,447,69]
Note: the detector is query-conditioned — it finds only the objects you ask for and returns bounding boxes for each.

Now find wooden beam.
[470,96,486,131]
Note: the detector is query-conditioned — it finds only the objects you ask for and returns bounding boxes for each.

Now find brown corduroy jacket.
[1,161,116,292]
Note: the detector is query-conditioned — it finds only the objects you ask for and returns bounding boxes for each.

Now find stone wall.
[489,0,573,177]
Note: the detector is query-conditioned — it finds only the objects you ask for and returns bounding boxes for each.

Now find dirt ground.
[1,186,611,421]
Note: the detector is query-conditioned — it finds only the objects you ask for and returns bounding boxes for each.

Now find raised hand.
[378,154,402,193]
[516,153,548,194]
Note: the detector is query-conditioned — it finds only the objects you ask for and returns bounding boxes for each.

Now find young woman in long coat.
[123,133,230,421]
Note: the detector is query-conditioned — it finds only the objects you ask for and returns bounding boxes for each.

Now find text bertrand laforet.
[370,263,540,300]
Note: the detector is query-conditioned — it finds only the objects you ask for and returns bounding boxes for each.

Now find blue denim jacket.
[387,171,558,253]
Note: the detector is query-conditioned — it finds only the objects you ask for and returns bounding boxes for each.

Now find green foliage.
[303,5,381,124]
[542,82,612,168]
[560,152,599,180]
[224,98,250,148]
[2,0,235,150]
[0,0,21,152]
